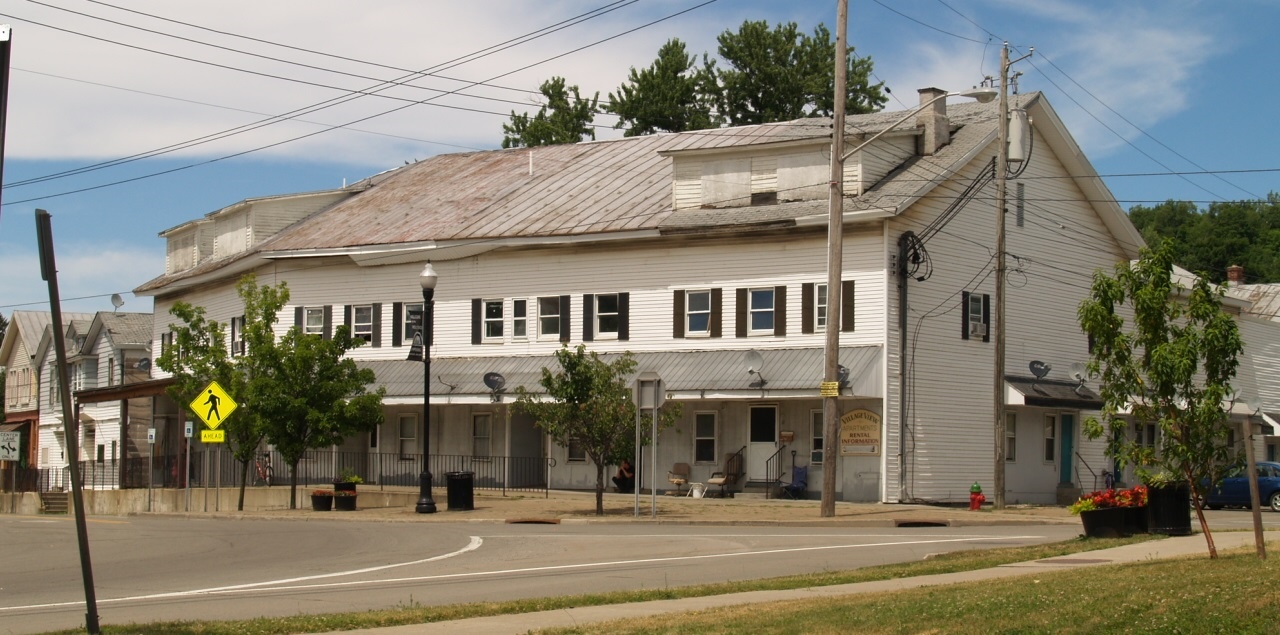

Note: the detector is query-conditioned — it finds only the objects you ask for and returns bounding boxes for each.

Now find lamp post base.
[416,470,437,513]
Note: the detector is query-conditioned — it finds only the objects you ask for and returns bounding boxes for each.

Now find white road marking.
[0,534,1040,612]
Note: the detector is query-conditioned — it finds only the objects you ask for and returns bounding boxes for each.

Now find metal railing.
[762,444,788,499]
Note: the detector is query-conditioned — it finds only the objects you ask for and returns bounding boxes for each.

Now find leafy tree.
[607,39,719,136]
[156,275,287,511]
[1078,240,1244,558]
[1129,194,1280,283]
[512,345,680,515]
[502,77,599,148]
[712,21,885,126]
[256,324,385,509]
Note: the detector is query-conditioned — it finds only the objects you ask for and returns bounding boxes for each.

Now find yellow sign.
[189,380,238,429]
[819,381,840,397]
[201,429,226,443]
[839,409,882,456]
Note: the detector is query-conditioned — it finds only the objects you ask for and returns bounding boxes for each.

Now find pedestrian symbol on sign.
[188,381,237,429]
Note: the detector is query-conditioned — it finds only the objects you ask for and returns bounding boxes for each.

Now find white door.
[747,405,778,481]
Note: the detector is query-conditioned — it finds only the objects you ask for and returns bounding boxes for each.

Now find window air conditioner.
[969,321,988,338]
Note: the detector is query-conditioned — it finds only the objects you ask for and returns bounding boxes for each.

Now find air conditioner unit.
[969,321,988,338]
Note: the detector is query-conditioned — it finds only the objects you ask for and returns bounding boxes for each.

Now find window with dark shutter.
[735,288,748,338]
[471,299,482,345]
[559,295,571,343]
[371,303,382,347]
[582,293,595,342]
[801,283,815,334]
[710,288,723,338]
[618,292,629,341]
[322,305,333,340]
[393,302,404,347]
[673,290,685,338]
[774,285,786,336]
[841,280,855,332]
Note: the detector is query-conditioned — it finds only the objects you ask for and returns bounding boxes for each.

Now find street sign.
[0,431,19,461]
[820,381,840,397]
[184,421,194,438]
[201,429,225,443]
[188,380,238,429]
[147,428,156,444]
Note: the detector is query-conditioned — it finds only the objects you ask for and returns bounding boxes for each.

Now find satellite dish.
[110,294,125,312]
[483,372,506,392]
[1029,360,1051,380]
[135,358,151,372]
[836,364,850,387]
[1069,362,1087,382]
[1245,397,1263,414]
[744,350,764,374]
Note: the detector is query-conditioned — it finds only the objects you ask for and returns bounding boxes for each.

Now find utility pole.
[820,0,849,518]
[993,43,1009,510]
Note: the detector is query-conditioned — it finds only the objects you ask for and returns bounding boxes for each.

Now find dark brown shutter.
[618,292,629,341]
[343,305,352,328]
[982,293,991,343]
[801,283,814,334]
[294,306,303,329]
[710,288,723,338]
[322,305,333,340]
[471,299,481,345]
[961,291,971,340]
[392,302,403,347]
[774,285,787,336]
[673,290,685,339]
[559,295,570,343]
[582,294,595,342]
[371,303,382,348]
[735,288,747,338]
[841,280,856,332]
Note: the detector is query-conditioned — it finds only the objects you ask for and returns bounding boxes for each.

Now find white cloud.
[0,242,160,315]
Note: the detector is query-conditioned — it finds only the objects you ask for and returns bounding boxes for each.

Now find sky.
[0,0,1275,316]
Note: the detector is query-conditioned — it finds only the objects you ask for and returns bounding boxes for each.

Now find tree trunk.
[237,460,251,511]
[288,460,299,509]
[1187,475,1217,558]
[595,463,606,516]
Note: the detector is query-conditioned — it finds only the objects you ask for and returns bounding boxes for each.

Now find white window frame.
[473,413,492,459]
[686,290,711,337]
[403,302,424,342]
[538,297,561,339]
[398,414,417,460]
[1005,412,1017,462]
[748,287,775,334]
[595,293,620,340]
[567,438,586,462]
[352,305,374,343]
[512,299,528,341]
[694,412,717,463]
[304,307,325,336]
[482,299,504,341]
[230,315,246,356]
[815,283,828,329]
[810,410,824,466]
[967,294,986,338]
[1043,414,1057,463]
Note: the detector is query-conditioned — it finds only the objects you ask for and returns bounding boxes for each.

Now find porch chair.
[780,465,808,500]
[706,452,744,498]
[667,462,691,495]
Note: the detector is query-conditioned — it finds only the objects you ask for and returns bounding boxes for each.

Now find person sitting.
[612,459,635,493]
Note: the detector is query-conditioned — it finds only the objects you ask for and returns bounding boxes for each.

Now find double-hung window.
[398,414,417,460]
[694,412,717,463]
[473,414,492,459]
[352,305,374,343]
[749,287,775,333]
[483,300,504,341]
[811,410,824,465]
[1043,415,1057,462]
[539,297,561,338]
[304,307,325,336]
[403,303,423,343]
[815,284,828,329]
[1005,412,1017,462]
[686,290,711,336]
[961,291,990,341]
[512,299,528,340]
[230,316,246,356]
[595,294,619,339]
[567,438,586,462]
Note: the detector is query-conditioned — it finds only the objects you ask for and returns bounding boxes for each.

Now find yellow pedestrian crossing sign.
[189,380,237,429]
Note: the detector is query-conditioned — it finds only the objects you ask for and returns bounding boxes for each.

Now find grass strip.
[45,534,1157,635]
[542,542,1280,634]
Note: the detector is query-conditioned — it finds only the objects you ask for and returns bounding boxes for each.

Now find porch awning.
[1005,375,1103,410]
[1263,412,1280,436]
[0,423,22,432]
[360,345,883,405]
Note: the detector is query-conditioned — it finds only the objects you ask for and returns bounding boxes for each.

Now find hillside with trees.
[1127,194,1280,284]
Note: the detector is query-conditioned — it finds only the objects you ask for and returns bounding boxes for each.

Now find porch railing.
[762,444,788,499]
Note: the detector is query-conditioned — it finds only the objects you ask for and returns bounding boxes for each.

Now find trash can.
[446,471,474,511]
[1147,482,1192,536]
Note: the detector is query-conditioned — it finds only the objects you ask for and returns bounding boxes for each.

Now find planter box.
[1148,483,1192,536]
[334,495,357,511]
[1124,505,1148,534]
[310,495,333,512]
[1080,507,1127,538]
[334,482,357,493]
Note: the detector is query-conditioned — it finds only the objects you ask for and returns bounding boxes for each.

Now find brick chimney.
[1227,264,1245,285]
[917,87,949,156]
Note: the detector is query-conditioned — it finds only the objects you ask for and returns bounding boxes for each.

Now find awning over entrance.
[0,423,23,432]
[1005,375,1103,410]
[1263,412,1280,436]
[361,346,883,405]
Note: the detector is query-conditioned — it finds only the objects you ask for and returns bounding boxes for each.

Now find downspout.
[896,231,912,502]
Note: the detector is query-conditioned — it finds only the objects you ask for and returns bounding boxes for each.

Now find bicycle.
[253,453,273,487]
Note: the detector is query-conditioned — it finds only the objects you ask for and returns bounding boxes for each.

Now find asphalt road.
[0,515,1083,634]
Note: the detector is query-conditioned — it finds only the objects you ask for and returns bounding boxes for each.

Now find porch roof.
[1004,375,1103,410]
[360,345,882,405]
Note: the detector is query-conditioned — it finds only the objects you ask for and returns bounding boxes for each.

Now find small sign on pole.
[0,431,20,462]
[147,428,156,444]
[184,422,194,438]
[201,429,226,444]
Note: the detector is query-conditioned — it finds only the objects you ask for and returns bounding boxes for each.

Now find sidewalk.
[324,530,1276,635]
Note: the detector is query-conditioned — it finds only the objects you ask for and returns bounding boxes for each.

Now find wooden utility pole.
[820,0,849,517]
[993,43,1009,509]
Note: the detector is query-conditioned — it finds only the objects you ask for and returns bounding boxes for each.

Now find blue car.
[1204,461,1280,511]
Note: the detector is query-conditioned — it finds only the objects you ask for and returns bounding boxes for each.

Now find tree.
[156,274,287,511]
[1128,194,1280,283]
[712,21,885,126]
[502,77,599,148]
[256,323,385,509]
[607,39,719,136]
[512,345,680,515]
[1078,240,1244,558]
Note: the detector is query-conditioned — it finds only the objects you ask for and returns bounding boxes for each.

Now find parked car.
[1204,461,1280,511]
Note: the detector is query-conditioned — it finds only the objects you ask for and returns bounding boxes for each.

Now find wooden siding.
[213,209,250,259]
[673,160,701,210]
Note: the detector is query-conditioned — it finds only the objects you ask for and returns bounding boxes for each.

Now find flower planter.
[1079,506,1127,538]
[334,494,357,511]
[310,494,333,512]
[1124,505,1148,534]
[334,482,357,494]
[1147,483,1191,536]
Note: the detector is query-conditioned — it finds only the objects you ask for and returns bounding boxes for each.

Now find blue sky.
[0,0,1275,315]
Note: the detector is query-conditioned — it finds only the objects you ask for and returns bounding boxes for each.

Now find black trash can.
[446,471,475,511]
[1147,482,1192,536]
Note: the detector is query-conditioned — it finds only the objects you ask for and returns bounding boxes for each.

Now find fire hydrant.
[969,482,986,510]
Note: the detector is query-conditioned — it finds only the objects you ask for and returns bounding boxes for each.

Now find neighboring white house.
[136,89,1169,504]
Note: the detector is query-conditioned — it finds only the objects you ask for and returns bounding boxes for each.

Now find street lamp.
[415,262,438,514]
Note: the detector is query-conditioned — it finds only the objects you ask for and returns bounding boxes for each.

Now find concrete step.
[40,492,69,514]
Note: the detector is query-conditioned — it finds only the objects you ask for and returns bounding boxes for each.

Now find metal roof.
[1230,283,1280,322]
[359,345,881,401]
[1005,375,1103,410]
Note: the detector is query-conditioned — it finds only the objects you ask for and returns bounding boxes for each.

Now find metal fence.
[8,450,552,497]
